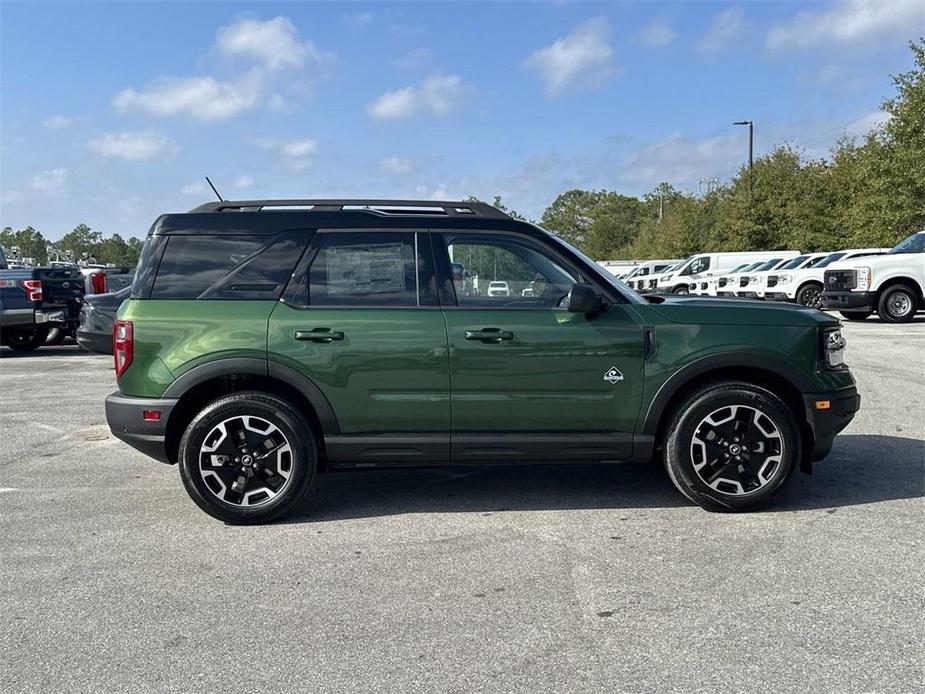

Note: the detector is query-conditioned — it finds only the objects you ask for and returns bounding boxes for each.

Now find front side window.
[307,232,430,307]
[441,234,577,309]
[684,257,710,275]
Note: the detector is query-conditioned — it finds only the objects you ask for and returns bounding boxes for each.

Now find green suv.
[105,199,859,523]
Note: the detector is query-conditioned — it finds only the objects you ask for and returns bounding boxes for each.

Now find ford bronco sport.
[105,199,859,523]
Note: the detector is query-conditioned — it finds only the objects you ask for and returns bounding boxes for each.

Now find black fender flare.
[639,352,813,435]
[163,357,340,433]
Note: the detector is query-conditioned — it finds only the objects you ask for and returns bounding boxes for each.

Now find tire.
[839,310,872,321]
[877,285,918,324]
[2,327,49,351]
[178,391,317,524]
[672,285,690,295]
[663,382,801,512]
[45,327,66,345]
[795,282,823,308]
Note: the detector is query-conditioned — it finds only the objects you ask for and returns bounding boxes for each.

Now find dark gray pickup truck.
[0,248,85,350]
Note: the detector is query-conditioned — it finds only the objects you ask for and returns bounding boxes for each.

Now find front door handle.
[465,328,513,344]
[295,328,345,343]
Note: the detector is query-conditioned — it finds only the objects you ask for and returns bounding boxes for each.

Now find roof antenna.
[205,176,223,201]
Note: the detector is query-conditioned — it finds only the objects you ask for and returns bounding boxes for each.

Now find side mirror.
[567,283,602,315]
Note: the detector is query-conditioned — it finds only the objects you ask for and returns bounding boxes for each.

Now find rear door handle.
[465,328,513,344]
[295,328,345,343]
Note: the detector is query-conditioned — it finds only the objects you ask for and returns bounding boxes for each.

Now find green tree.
[0,226,49,264]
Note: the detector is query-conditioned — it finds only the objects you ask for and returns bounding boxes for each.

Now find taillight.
[90,271,107,294]
[22,279,43,302]
[113,320,133,377]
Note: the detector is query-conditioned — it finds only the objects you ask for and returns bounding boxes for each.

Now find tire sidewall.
[178,393,316,524]
[796,282,822,307]
[878,286,917,323]
[665,385,800,511]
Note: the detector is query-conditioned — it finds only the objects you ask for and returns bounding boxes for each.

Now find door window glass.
[308,232,420,307]
[442,235,577,308]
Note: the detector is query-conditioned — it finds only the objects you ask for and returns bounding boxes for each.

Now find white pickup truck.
[822,231,925,323]
[763,248,888,307]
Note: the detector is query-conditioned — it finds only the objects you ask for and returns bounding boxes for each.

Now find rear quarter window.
[150,231,310,299]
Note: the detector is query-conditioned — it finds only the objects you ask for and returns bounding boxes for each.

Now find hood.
[643,295,837,327]
[825,254,916,271]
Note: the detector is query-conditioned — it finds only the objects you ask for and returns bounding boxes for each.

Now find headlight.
[662,275,674,282]
[857,267,872,290]
[777,273,791,284]
[823,327,847,368]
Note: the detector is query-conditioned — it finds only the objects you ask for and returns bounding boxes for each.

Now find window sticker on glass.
[326,242,407,295]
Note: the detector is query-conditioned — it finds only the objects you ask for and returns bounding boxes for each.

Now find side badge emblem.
[603,366,624,384]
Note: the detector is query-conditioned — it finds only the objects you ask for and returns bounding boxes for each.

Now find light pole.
[733,120,753,171]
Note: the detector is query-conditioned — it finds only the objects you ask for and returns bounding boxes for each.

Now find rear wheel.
[877,285,918,323]
[178,391,317,524]
[2,327,49,351]
[839,310,872,321]
[663,382,801,512]
[795,282,823,308]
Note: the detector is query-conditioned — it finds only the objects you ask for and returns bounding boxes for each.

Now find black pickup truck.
[0,248,85,350]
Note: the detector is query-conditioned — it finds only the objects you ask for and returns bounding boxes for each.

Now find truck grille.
[718,278,727,288]
[824,269,857,290]
[739,277,750,288]
[767,276,778,288]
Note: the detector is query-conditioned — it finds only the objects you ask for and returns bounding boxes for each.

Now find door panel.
[444,306,644,437]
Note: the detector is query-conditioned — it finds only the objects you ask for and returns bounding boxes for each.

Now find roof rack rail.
[188,199,512,219]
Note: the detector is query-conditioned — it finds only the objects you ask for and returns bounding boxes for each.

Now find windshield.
[546,233,645,304]
[754,258,783,272]
[815,252,847,268]
[803,255,829,269]
[0,246,6,270]
[889,232,925,254]
[779,255,809,270]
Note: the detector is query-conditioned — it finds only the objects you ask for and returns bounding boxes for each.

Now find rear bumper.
[822,290,875,312]
[105,391,177,464]
[0,308,35,328]
[77,330,112,355]
[803,385,860,461]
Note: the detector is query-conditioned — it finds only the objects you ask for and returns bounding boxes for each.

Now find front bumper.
[803,385,860,461]
[822,290,875,312]
[105,391,178,464]
[765,292,793,302]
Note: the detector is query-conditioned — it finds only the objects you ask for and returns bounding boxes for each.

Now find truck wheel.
[2,327,50,351]
[178,391,318,524]
[877,285,918,323]
[672,285,690,295]
[662,382,801,512]
[795,282,823,308]
[839,310,872,321]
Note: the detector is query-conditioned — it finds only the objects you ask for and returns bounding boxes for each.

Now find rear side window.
[307,232,423,307]
[151,232,309,299]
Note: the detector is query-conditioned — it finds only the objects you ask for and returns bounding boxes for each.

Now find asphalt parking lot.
[1,318,923,694]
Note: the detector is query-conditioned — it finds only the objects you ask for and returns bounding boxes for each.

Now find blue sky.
[1,0,922,239]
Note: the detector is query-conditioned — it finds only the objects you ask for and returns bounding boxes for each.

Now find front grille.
[700,282,708,290]
[739,277,749,288]
[718,278,727,288]
[767,276,778,288]
[648,279,657,288]
[824,269,857,290]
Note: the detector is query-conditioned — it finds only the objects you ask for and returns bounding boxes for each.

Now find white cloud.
[42,115,72,129]
[379,157,414,175]
[798,64,864,91]
[525,17,615,97]
[698,8,745,55]
[639,17,676,48]
[345,12,375,28]
[30,168,68,193]
[113,73,261,121]
[619,131,743,189]
[394,47,434,70]
[215,16,332,71]
[232,175,255,189]
[181,181,206,195]
[767,0,925,51]
[88,131,178,161]
[368,74,470,120]
[256,137,317,171]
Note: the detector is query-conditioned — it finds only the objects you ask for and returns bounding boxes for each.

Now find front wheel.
[795,282,823,308]
[178,391,317,524]
[840,310,872,321]
[877,285,918,323]
[672,285,690,295]
[663,382,801,512]
[2,327,49,351]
